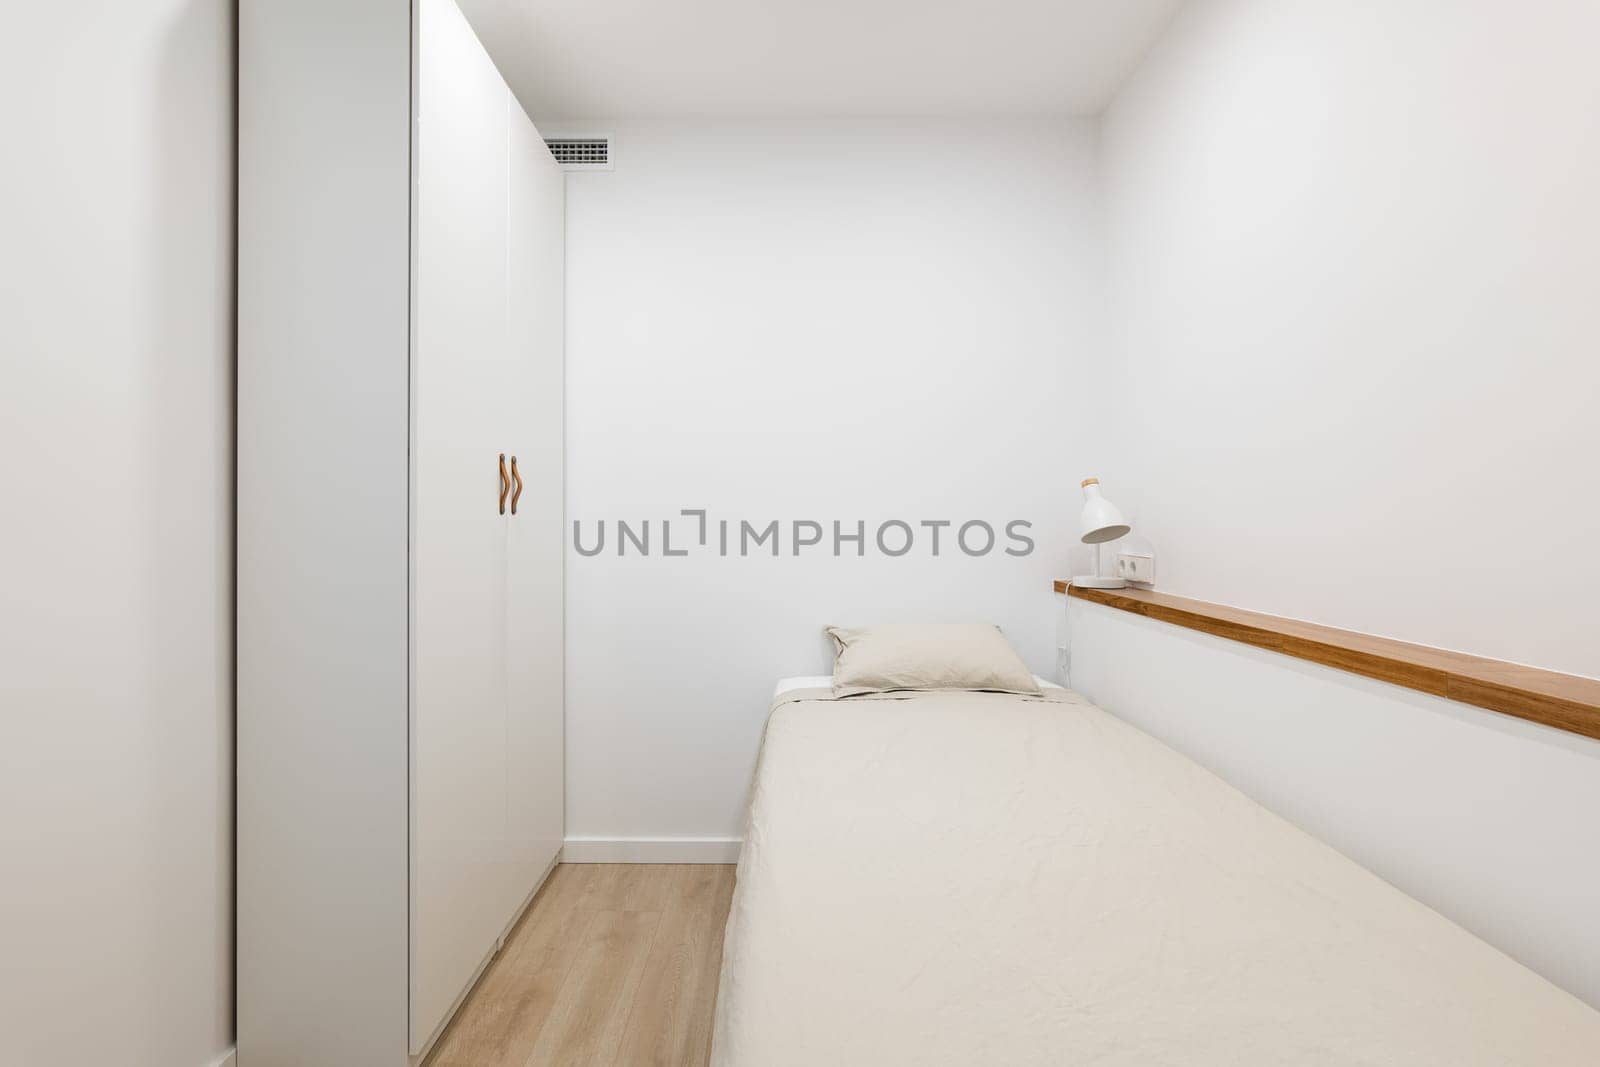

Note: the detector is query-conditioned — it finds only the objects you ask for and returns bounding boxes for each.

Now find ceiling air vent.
[545,136,612,171]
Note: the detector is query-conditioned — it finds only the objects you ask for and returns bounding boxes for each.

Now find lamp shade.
[1079,477,1130,544]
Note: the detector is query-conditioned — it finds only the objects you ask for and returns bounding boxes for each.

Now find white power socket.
[1115,552,1154,584]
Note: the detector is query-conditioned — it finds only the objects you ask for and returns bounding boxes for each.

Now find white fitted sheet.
[713,686,1600,1066]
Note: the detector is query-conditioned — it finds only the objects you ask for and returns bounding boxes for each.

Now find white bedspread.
[712,687,1600,1066]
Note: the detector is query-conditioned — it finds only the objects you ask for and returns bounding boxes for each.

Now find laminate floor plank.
[428,865,599,1066]
[614,865,736,1067]
[425,863,737,1067]
[523,908,661,1066]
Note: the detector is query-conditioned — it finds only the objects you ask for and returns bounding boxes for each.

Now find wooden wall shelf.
[1055,582,1600,742]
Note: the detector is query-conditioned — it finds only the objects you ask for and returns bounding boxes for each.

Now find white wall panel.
[1099,0,1600,678]
[563,119,1109,846]
[1067,595,1600,1008]
[0,2,235,1064]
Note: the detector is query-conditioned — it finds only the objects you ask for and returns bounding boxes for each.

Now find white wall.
[1067,596,1600,1008]
[0,2,235,1064]
[564,119,1107,852]
[1099,0,1600,678]
[1081,0,1600,1009]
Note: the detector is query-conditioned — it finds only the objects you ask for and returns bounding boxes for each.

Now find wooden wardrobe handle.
[510,456,523,515]
[498,453,509,515]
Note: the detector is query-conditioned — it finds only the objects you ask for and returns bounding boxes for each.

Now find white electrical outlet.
[1115,552,1154,583]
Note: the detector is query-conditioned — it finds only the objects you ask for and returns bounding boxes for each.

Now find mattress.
[712,686,1600,1066]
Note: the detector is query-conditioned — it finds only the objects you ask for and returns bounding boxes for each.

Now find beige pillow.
[826,624,1041,697]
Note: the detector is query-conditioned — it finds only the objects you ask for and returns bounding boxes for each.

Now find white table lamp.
[1072,477,1130,589]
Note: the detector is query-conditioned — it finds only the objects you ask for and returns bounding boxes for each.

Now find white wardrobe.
[238,0,564,1062]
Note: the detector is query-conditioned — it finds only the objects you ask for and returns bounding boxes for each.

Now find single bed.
[712,682,1600,1065]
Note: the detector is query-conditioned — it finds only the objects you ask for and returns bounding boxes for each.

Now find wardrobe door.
[410,0,513,1051]
[503,98,567,901]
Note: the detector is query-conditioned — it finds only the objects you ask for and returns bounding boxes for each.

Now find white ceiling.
[457,0,1184,120]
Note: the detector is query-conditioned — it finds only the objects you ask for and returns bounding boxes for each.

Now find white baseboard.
[562,836,741,863]
[210,1050,236,1067]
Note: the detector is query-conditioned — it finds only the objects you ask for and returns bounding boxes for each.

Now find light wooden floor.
[426,863,737,1067]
